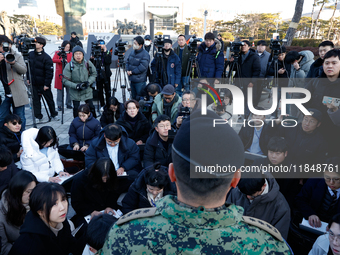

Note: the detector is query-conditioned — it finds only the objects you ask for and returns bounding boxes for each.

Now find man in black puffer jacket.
[27,37,59,122]
[307,40,334,78]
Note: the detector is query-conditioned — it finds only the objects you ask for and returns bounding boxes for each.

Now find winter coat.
[85,128,141,173]
[0,162,18,196]
[3,49,29,107]
[0,126,21,162]
[70,36,83,49]
[20,128,64,182]
[143,43,155,68]
[197,39,224,78]
[234,48,261,85]
[151,50,181,86]
[174,44,190,77]
[308,234,330,255]
[151,93,182,123]
[143,129,173,168]
[295,178,340,220]
[122,166,177,214]
[238,122,274,155]
[8,211,85,255]
[71,168,121,217]
[62,59,97,102]
[256,50,271,78]
[115,111,151,143]
[90,51,112,81]
[69,113,101,147]
[52,51,72,90]
[288,50,314,88]
[0,191,20,255]
[126,47,150,83]
[267,59,289,87]
[273,123,328,166]
[307,58,323,78]
[99,103,124,128]
[226,173,290,239]
[27,49,54,87]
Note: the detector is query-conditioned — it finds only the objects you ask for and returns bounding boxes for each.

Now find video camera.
[216,91,226,112]
[154,35,170,55]
[114,39,128,58]
[230,41,245,59]
[270,36,287,56]
[188,35,203,56]
[178,106,191,120]
[1,42,15,62]
[16,35,36,56]
[57,45,68,59]
[140,96,154,113]
[91,41,102,59]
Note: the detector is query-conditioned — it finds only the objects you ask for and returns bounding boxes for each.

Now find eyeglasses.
[105,138,120,145]
[158,124,171,129]
[164,96,173,101]
[11,121,22,125]
[328,231,340,243]
[325,177,340,182]
[182,99,195,102]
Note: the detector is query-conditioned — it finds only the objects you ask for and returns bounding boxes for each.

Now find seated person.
[71,158,122,219]
[115,100,151,145]
[238,107,273,155]
[0,145,19,195]
[100,96,124,128]
[174,91,201,129]
[309,213,340,255]
[274,109,328,166]
[84,214,117,255]
[226,171,290,239]
[0,114,23,162]
[20,126,69,183]
[85,124,141,183]
[0,171,37,255]
[122,164,177,214]
[151,84,182,124]
[59,104,101,161]
[296,157,340,227]
[143,115,173,168]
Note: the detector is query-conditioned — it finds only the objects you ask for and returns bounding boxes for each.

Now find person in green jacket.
[62,46,97,118]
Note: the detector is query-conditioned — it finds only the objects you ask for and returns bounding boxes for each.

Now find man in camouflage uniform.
[101,110,293,254]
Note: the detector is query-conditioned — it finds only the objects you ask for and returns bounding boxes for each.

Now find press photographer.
[174,91,200,129]
[151,36,181,88]
[174,35,190,96]
[0,35,29,129]
[138,83,161,121]
[90,39,112,108]
[52,40,73,111]
[126,36,150,100]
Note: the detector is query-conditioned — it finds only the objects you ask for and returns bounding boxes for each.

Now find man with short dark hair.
[151,84,182,123]
[307,40,334,78]
[101,110,292,254]
[174,34,190,96]
[126,36,150,99]
[85,124,141,182]
[143,114,173,168]
[217,33,224,52]
[70,31,83,49]
[0,145,19,195]
[197,32,224,79]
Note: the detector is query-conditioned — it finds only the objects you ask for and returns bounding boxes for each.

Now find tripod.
[93,55,103,116]
[153,50,167,87]
[112,55,131,104]
[60,52,68,124]
[185,52,201,80]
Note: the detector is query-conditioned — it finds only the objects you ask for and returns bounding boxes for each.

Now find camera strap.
[70,61,90,76]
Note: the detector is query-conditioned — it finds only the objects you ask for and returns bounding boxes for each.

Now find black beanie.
[134,36,144,46]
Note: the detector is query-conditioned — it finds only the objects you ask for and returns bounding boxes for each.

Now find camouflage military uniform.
[100,195,292,254]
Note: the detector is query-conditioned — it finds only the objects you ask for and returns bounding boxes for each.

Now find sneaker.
[66,105,73,109]
[52,116,60,121]
[35,118,43,123]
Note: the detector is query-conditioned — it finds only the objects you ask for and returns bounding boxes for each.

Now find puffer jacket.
[27,49,54,87]
[62,59,97,101]
[197,39,224,78]
[68,113,101,147]
[126,47,150,83]
[288,50,314,88]
[20,128,64,182]
[151,93,182,123]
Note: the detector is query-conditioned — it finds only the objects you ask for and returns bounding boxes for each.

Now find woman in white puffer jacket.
[20,126,69,183]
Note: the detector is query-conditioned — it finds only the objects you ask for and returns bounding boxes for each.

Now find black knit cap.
[307,108,323,122]
[172,109,245,177]
[134,36,144,46]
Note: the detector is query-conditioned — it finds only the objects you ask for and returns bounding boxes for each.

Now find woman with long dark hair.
[0,171,37,255]
[20,126,69,183]
[100,96,124,127]
[9,182,85,255]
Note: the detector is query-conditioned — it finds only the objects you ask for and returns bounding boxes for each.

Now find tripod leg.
[41,95,51,121]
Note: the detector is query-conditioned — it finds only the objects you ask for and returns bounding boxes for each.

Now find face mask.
[163,48,171,52]
[133,44,139,50]
[144,41,151,46]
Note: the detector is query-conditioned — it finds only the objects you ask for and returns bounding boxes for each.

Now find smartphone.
[322,96,340,107]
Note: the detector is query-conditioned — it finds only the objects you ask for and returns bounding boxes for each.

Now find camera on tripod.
[1,42,15,62]
[154,35,170,54]
[270,36,287,56]
[114,39,128,58]
[16,35,36,56]
[188,35,203,55]
[91,41,102,59]
[230,41,245,59]
[57,46,67,59]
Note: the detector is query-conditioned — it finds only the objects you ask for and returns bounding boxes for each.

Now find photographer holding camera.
[62,46,97,118]
[0,35,29,129]
[138,83,161,121]
[90,39,112,108]
[27,37,60,122]
[126,36,150,100]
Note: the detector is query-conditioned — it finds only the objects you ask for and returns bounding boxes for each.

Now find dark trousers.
[32,85,58,119]
[97,79,111,107]
[73,99,96,118]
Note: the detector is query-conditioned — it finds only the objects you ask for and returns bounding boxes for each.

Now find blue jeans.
[0,96,26,130]
[175,76,190,96]
[130,81,146,100]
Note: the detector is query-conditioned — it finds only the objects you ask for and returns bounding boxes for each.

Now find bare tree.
[313,0,330,38]
[309,0,317,38]
[327,1,338,40]
[285,0,305,45]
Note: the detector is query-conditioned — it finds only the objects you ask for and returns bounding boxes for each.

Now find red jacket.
[52,51,72,89]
